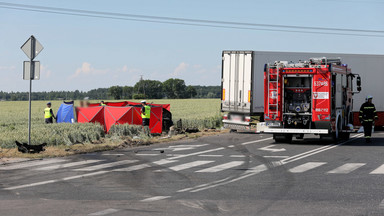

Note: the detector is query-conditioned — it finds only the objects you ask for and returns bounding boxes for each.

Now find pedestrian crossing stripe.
[2,158,384,175]
[289,162,327,173]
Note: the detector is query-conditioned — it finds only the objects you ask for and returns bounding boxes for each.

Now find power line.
[0,2,383,38]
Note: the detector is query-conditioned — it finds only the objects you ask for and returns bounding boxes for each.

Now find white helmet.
[366,95,373,100]
[141,100,146,103]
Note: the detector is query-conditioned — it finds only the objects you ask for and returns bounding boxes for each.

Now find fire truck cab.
[258,57,361,143]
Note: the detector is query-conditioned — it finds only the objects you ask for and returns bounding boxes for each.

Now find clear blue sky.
[0,0,383,92]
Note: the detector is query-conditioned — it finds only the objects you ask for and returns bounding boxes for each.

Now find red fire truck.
[257,57,361,143]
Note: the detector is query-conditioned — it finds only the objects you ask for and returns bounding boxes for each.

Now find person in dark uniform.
[359,95,378,143]
[141,100,151,126]
[44,102,56,124]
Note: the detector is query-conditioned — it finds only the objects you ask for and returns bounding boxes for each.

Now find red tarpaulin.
[76,106,104,125]
[76,104,166,134]
[86,101,170,112]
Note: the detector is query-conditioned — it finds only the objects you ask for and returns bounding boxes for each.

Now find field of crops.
[0,99,221,148]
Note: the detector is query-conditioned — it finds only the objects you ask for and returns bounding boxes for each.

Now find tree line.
[0,78,221,101]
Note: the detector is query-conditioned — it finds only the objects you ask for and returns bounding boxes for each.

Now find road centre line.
[263,156,289,158]
[180,134,363,193]
[281,134,363,164]
[88,208,120,216]
[241,137,273,145]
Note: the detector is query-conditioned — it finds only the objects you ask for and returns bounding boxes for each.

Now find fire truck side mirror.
[356,76,361,92]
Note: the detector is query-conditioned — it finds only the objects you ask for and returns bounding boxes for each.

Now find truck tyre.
[230,129,237,133]
[340,132,350,140]
[273,134,292,143]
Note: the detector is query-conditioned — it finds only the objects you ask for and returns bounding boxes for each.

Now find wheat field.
[0,99,221,148]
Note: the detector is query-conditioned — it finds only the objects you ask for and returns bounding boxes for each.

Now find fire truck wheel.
[273,134,292,143]
[340,132,350,140]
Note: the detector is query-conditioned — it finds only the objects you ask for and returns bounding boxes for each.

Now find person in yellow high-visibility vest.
[44,102,56,124]
[141,100,151,126]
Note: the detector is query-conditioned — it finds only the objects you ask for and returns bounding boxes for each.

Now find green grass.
[0,99,222,148]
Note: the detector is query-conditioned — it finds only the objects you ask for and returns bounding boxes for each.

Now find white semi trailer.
[221,50,384,132]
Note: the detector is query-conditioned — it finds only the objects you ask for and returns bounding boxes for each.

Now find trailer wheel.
[273,134,292,143]
[230,129,237,133]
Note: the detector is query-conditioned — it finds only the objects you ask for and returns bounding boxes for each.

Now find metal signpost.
[21,35,43,145]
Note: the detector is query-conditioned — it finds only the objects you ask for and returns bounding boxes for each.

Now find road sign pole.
[21,35,43,145]
[27,36,36,145]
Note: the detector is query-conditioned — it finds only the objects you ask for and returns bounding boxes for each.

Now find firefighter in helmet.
[359,95,378,143]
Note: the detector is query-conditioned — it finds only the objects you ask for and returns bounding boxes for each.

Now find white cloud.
[172,62,189,76]
[69,62,109,79]
[40,64,52,78]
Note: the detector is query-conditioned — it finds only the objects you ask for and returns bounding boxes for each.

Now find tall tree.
[108,86,123,100]
[186,85,197,98]
[133,80,163,99]
[163,78,187,99]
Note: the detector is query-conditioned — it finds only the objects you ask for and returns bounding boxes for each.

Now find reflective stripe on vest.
[141,105,151,119]
[44,108,52,118]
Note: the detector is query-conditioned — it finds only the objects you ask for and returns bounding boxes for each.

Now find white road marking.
[167,161,214,171]
[228,145,235,148]
[258,145,286,152]
[370,164,384,174]
[136,153,160,156]
[263,156,289,158]
[230,155,246,158]
[141,196,171,202]
[74,160,138,171]
[168,147,225,160]
[34,160,102,171]
[241,137,273,146]
[88,208,120,215]
[196,161,244,173]
[198,154,223,157]
[182,135,363,194]
[4,171,110,190]
[177,177,231,192]
[0,159,67,170]
[152,159,177,165]
[113,164,151,172]
[289,162,327,173]
[327,163,366,174]
[379,199,384,209]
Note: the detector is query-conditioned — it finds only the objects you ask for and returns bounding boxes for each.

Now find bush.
[178,114,223,130]
[132,94,146,99]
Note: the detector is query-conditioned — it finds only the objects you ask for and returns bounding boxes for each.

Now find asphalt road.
[1,131,384,216]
